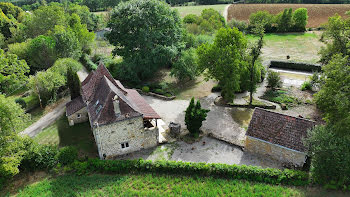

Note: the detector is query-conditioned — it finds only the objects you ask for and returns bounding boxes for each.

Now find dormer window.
[96,105,102,114]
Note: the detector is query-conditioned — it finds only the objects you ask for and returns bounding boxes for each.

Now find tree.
[305,125,350,188]
[248,25,265,105]
[0,49,29,94]
[267,70,282,90]
[292,8,308,32]
[314,54,350,135]
[67,66,81,99]
[106,0,184,82]
[27,35,56,71]
[51,25,81,59]
[0,94,30,178]
[185,97,209,137]
[277,8,293,32]
[170,48,198,82]
[197,28,248,102]
[249,11,274,32]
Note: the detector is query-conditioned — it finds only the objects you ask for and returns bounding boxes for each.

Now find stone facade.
[67,107,88,126]
[93,116,159,159]
[245,136,307,167]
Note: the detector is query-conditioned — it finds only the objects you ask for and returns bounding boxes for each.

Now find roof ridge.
[254,107,316,123]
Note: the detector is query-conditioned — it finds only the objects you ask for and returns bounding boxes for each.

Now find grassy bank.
[13,173,303,196]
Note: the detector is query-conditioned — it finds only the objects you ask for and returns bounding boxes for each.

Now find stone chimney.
[113,95,121,116]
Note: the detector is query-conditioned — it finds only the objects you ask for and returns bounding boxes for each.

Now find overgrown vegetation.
[267,70,282,90]
[261,89,300,108]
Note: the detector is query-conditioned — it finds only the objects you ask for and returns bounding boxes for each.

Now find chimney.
[113,95,121,116]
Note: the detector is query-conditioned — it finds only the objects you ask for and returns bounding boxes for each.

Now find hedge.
[71,159,309,186]
[269,60,322,72]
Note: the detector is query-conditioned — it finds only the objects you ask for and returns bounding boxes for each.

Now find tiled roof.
[126,89,161,119]
[66,96,86,116]
[246,108,316,152]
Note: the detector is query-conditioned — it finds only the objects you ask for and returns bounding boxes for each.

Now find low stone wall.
[136,89,176,101]
[245,136,307,167]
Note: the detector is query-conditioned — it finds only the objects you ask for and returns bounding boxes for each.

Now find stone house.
[66,64,161,159]
[245,108,315,167]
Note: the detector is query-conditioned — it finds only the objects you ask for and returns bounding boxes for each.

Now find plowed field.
[227,4,350,27]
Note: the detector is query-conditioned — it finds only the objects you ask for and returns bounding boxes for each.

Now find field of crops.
[227,4,350,28]
[172,4,229,17]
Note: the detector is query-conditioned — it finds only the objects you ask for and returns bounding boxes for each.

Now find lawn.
[13,173,304,197]
[172,4,229,18]
[247,32,323,63]
[33,115,98,157]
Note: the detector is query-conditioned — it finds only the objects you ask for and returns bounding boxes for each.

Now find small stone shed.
[66,64,161,159]
[245,108,315,167]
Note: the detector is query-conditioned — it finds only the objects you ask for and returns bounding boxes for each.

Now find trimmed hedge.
[269,60,322,72]
[71,159,309,186]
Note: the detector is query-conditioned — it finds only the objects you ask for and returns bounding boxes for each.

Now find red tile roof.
[66,96,86,116]
[246,108,316,152]
[126,89,161,119]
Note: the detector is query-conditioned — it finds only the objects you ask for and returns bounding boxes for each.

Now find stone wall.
[93,116,158,159]
[245,136,307,167]
[68,107,89,126]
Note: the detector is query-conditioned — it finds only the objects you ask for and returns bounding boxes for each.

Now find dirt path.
[223,4,230,22]
[20,98,70,137]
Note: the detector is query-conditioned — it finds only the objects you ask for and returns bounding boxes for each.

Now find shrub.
[228,18,248,32]
[154,88,164,95]
[142,86,150,93]
[15,98,27,109]
[211,84,222,92]
[301,81,312,91]
[21,143,58,170]
[80,54,97,71]
[171,48,199,81]
[58,146,78,165]
[183,14,200,24]
[185,97,209,137]
[69,158,309,186]
[269,60,322,72]
[267,70,282,90]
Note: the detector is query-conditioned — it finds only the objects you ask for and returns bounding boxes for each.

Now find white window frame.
[121,142,129,149]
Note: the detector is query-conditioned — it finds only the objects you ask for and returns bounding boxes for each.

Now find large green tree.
[314,54,350,135]
[0,94,30,178]
[197,28,248,102]
[106,0,184,82]
[0,49,29,94]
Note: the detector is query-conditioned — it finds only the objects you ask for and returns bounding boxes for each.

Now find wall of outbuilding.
[68,107,89,126]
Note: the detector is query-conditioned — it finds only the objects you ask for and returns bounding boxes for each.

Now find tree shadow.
[57,116,98,158]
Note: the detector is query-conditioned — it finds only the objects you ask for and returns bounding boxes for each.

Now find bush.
[185,97,209,136]
[70,158,309,186]
[228,18,248,32]
[267,70,282,90]
[80,54,97,71]
[58,146,78,165]
[269,60,322,72]
[171,48,199,81]
[21,143,58,170]
[183,14,200,24]
[142,86,150,93]
[154,88,164,95]
[211,84,222,92]
[301,81,312,91]
[15,98,27,109]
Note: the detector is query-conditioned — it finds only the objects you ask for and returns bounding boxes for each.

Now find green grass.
[33,115,98,157]
[172,4,229,18]
[247,32,318,42]
[13,173,304,197]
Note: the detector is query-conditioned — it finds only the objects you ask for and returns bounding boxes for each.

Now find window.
[121,142,129,149]
[95,100,99,106]
[77,114,81,118]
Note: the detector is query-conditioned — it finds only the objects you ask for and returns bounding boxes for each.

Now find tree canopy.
[106,0,184,82]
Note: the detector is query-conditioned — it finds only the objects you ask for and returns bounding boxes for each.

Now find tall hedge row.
[269,60,322,72]
[71,159,309,186]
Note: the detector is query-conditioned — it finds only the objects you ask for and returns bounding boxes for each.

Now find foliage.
[292,8,308,32]
[277,8,293,32]
[15,98,26,109]
[67,65,81,100]
[51,25,81,59]
[249,11,275,33]
[185,97,209,136]
[228,18,248,32]
[106,0,184,82]
[80,53,97,71]
[0,7,17,39]
[305,125,350,189]
[0,94,29,178]
[68,158,309,186]
[21,141,59,170]
[246,0,350,3]
[0,2,23,19]
[270,60,321,72]
[171,48,199,81]
[301,81,312,91]
[142,86,150,93]
[184,8,225,35]
[27,35,56,70]
[261,89,299,107]
[0,49,29,94]
[7,40,29,60]
[319,13,350,64]
[57,146,78,165]
[267,70,282,90]
[314,54,350,134]
[197,28,248,102]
